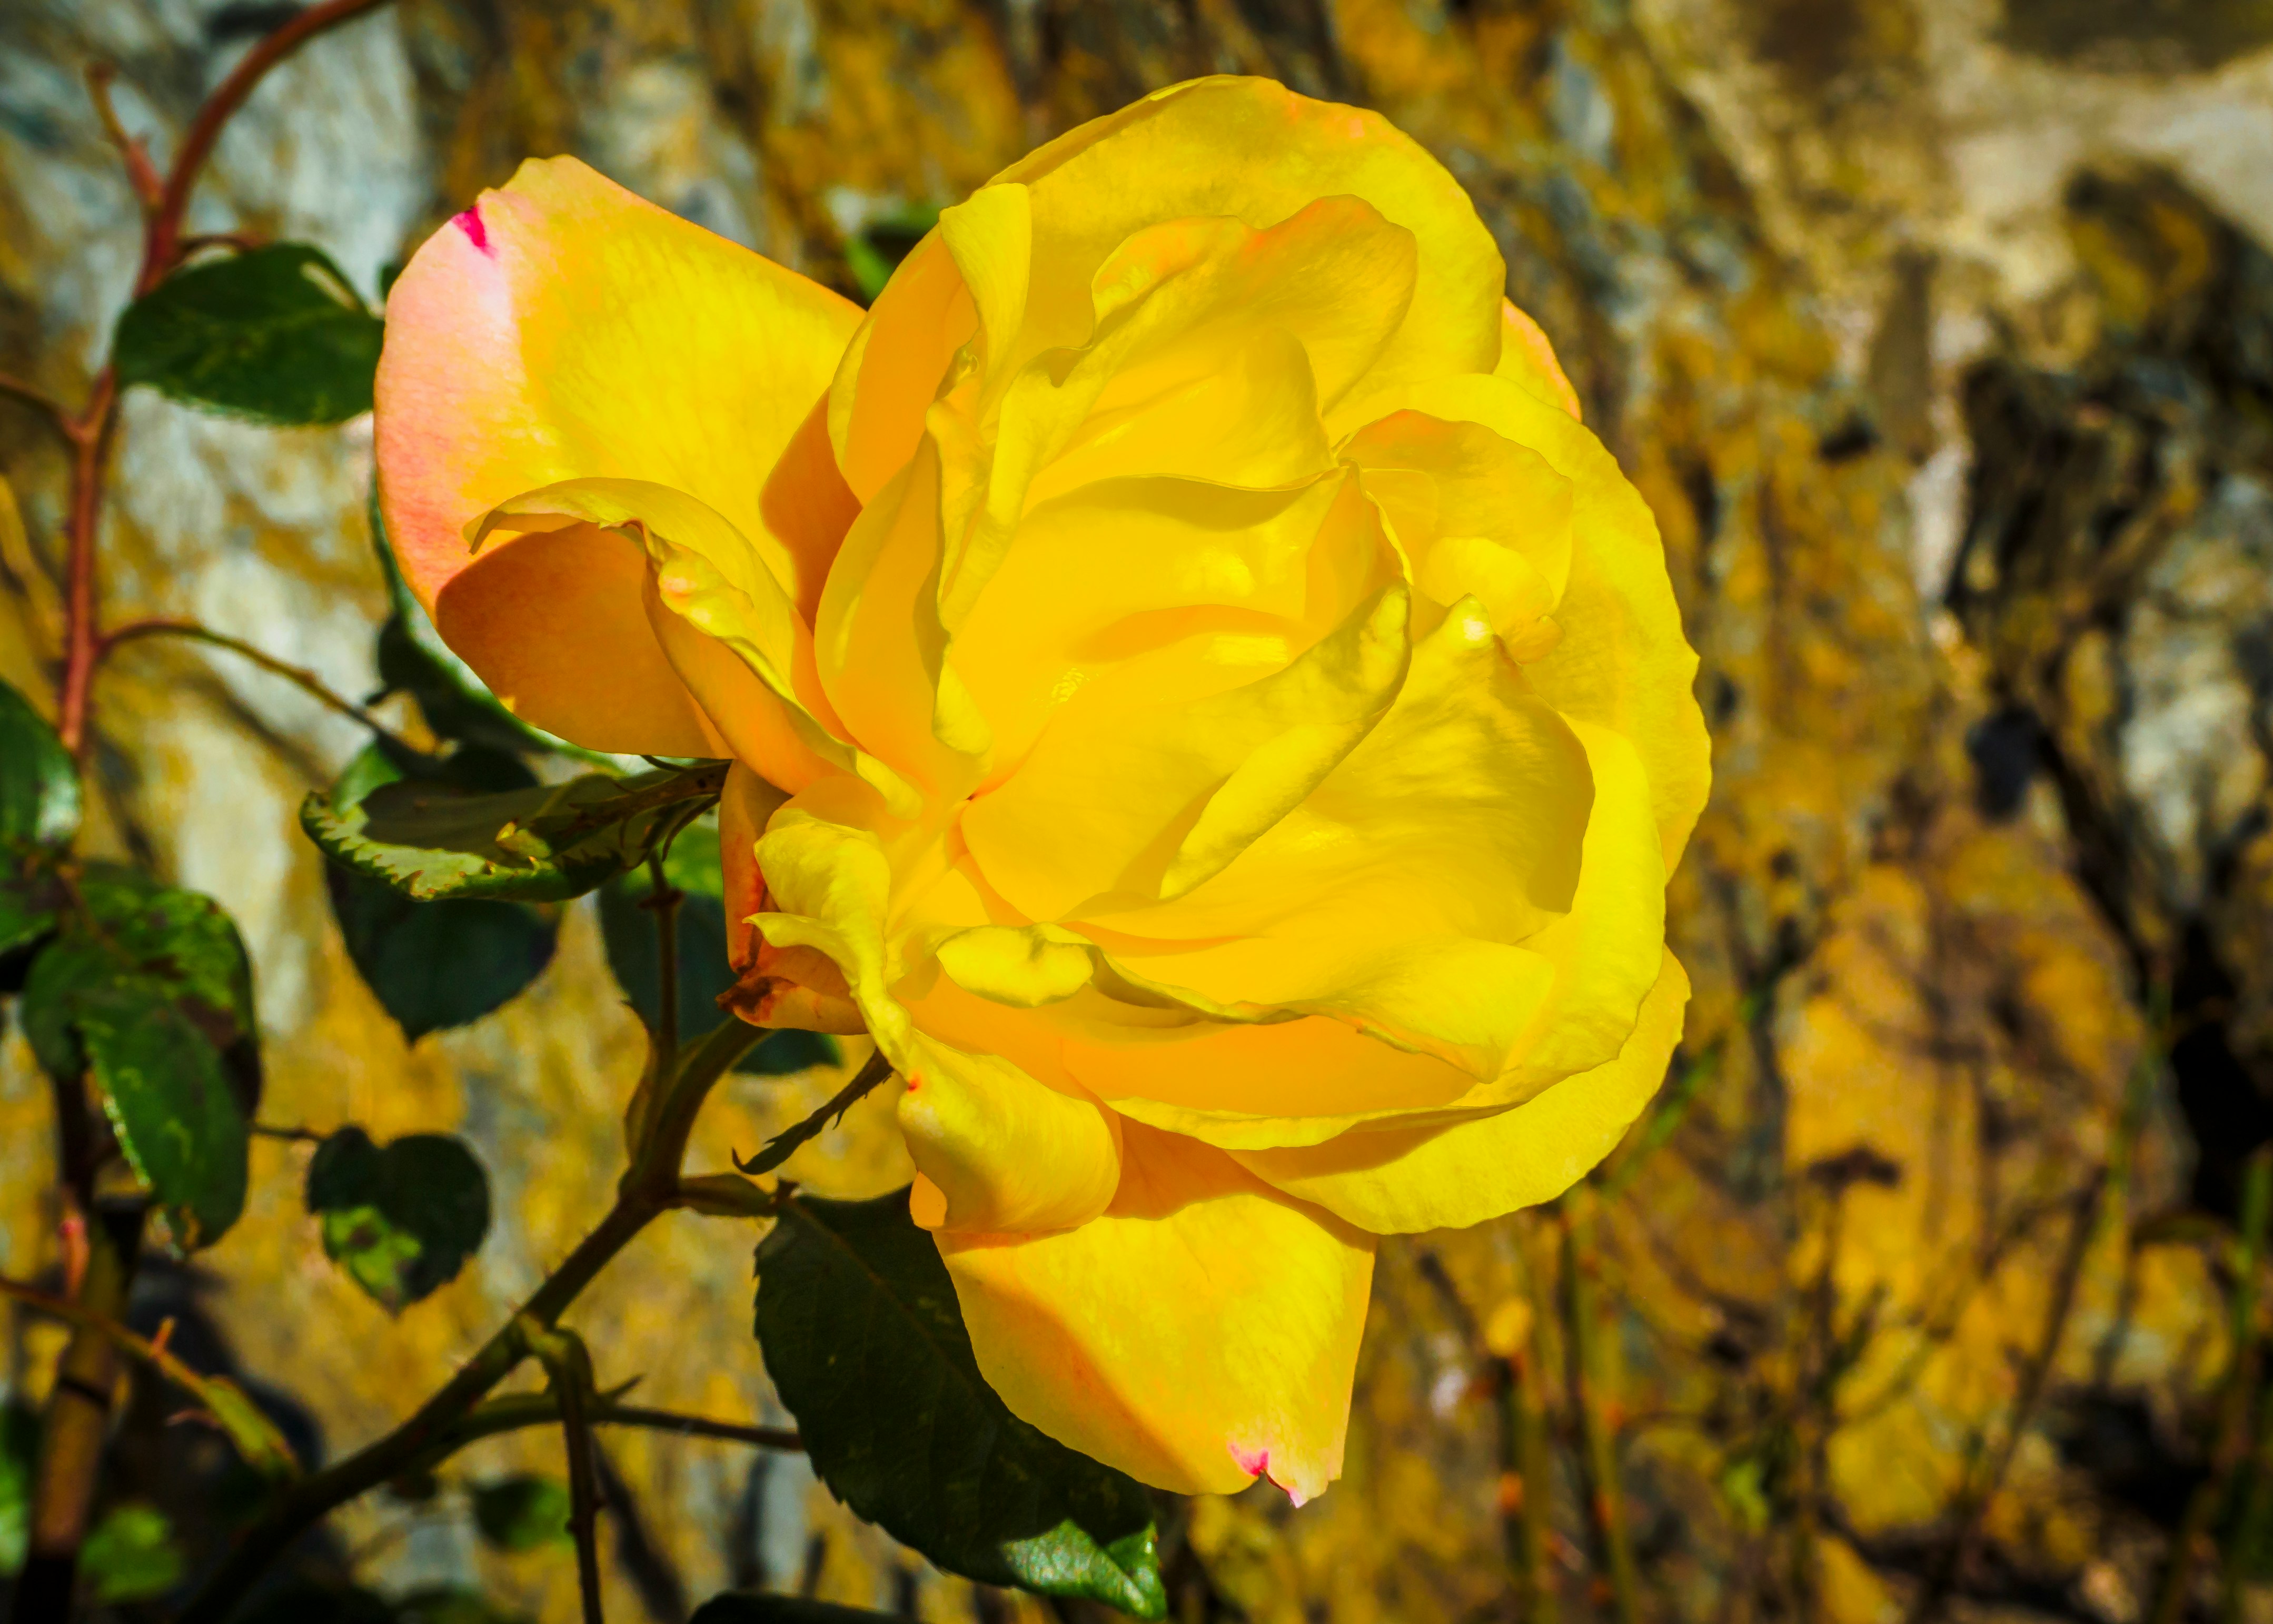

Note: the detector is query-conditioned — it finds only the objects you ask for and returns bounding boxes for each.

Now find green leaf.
[470,1474,571,1553]
[597,817,837,1078]
[304,741,716,904]
[753,1191,1167,1617]
[691,1597,904,1624]
[81,1502,185,1603]
[0,1399,36,1573]
[0,858,69,992]
[19,866,257,1248]
[325,864,555,1041]
[114,243,384,425]
[0,678,78,848]
[305,1127,491,1311]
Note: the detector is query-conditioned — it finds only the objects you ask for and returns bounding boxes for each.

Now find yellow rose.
[374,76,1708,1503]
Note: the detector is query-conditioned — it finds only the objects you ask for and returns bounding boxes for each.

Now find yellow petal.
[1232,952,1690,1232]
[1342,408,1575,628]
[899,1032,1122,1234]
[812,440,985,810]
[961,566,1408,920]
[1076,602,1597,1080]
[1496,298,1581,420]
[932,198,1407,636]
[377,156,860,751]
[937,183,1033,379]
[934,924,1097,1007]
[1040,700,1666,1149]
[994,77,1501,394]
[936,1123,1374,1500]
[948,474,1355,777]
[749,794,908,1051]
[1337,372,1711,874]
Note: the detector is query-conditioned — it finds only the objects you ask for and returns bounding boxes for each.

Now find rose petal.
[377,155,859,751]
[1231,952,1690,1232]
[936,1122,1373,1500]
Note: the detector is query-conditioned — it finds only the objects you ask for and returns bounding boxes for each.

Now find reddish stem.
[54,0,394,762]
[54,371,114,760]
[138,0,395,293]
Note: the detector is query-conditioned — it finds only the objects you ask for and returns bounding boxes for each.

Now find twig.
[0,1264,296,1476]
[250,1122,329,1144]
[1907,1027,2158,1624]
[1559,1197,1641,1624]
[1595,1037,1723,1202]
[0,371,73,441]
[1416,1245,1557,1623]
[732,1048,896,1180]
[84,63,162,212]
[175,1017,760,1624]
[138,0,397,286]
[100,617,406,743]
[429,1394,801,1458]
[530,1327,606,1624]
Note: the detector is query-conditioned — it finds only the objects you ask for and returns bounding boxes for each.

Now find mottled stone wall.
[6,2,2273,1621]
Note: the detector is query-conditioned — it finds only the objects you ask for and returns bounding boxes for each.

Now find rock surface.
[5,1,2273,1620]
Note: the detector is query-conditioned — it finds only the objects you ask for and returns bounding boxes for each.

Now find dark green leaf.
[598,817,836,1077]
[0,678,78,848]
[19,866,256,1248]
[305,1127,490,1311]
[470,1474,571,1553]
[114,243,383,425]
[753,1191,1166,1617]
[0,859,69,991]
[691,1596,902,1624]
[304,741,713,904]
[325,865,555,1041]
[81,1502,184,1602]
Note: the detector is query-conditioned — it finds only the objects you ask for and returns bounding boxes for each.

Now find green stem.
[175,1020,760,1624]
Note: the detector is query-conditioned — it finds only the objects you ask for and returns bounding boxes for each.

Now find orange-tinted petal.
[936,1123,1374,1500]
[376,155,860,752]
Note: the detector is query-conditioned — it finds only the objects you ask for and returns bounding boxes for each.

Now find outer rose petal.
[831,76,1500,500]
[376,155,860,752]
[1230,952,1690,1232]
[899,1032,1124,1235]
[1496,299,1582,420]
[936,1123,1374,1501]
[1333,372,1710,874]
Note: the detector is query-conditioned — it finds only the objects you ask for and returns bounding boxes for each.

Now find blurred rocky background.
[9,0,2273,1621]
